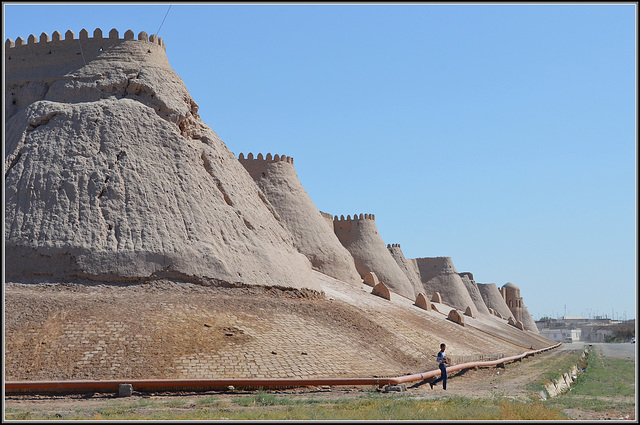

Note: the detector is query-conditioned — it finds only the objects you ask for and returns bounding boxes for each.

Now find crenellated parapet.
[238,152,294,165]
[333,213,375,222]
[5,28,166,51]
[5,28,171,84]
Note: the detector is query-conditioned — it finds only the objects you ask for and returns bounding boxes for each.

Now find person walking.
[430,343,448,390]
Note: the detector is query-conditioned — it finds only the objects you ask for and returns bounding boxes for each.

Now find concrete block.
[383,383,407,392]
[118,383,133,397]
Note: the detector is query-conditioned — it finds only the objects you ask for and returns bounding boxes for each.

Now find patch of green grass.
[91,404,137,419]
[232,389,282,406]
[162,397,189,407]
[541,351,586,382]
[195,395,221,406]
[4,407,33,420]
[568,350,635,397]
[550,397,635,412]
[496,397,568,420]
[524,349,587,393]
[543,348,636,416]
[220,393,566,421]
[230,390,330,408]
[130,397,156,407]
[4,393,567,420]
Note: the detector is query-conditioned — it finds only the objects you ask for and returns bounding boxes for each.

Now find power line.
[155,5,172,38]
[78,38,87,66]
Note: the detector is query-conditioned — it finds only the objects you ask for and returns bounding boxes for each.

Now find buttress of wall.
[237,153,362,286]
[459,273,491,315]
[333,215,416,298]
[476,283,514,320]
[387,244,424,297]
[319,211,335,231]
[520,304,540,334]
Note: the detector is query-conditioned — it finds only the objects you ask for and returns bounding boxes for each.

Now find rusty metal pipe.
[5,343,561,395]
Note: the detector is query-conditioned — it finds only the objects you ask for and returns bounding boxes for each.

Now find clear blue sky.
[3,3,637,321]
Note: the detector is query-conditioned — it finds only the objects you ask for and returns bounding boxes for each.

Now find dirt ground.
[5,343,635,420]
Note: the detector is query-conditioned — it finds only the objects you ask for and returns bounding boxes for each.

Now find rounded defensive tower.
[333,214,416,298]
[238,152,362,286]
[4,29,319,291]
[414,257,479,316]
[501,282,523,322]
[387,244,424,296]
[458,272,491,315]
[476,283,514,320]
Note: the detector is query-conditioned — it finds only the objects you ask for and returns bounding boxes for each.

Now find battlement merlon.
[237,152,294,165]
[5,28,166,51]
[333,213,375,222]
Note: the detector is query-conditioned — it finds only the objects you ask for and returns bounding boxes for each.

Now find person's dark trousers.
[432,364,448,389]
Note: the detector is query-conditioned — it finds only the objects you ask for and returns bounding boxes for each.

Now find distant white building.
[540,328,582,343]
[536,316,624,341]
[561,315,586,321]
